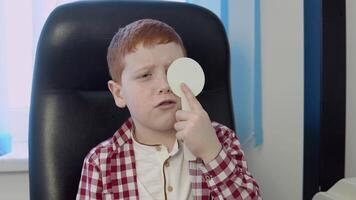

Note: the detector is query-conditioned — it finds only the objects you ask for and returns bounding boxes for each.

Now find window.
[0,0,78,161]
[0,0,190,161]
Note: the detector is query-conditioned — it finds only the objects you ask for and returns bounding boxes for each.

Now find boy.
[77,19,261,200]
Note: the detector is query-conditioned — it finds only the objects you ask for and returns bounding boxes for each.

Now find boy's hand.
[174,83,222,164]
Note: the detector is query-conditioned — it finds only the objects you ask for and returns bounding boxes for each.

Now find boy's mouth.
[155,99,177,108]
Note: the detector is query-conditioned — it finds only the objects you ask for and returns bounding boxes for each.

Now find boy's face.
[108,42,185,134]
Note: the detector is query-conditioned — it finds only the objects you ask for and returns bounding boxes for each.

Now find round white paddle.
[167,57,205,160]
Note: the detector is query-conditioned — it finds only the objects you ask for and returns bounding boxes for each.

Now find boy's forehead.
[123,42,185,69]
[134,41,184,54]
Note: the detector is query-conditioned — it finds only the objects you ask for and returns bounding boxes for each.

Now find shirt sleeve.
[199,124,262,200]
[76,155,103,200]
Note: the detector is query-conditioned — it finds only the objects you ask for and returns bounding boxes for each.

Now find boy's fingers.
[180,83,203,111]
[175,110,194,121]
[174,121,187,131]
[175,131,185,140]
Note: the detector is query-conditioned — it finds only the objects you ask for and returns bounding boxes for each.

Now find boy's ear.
[108,80,126,108]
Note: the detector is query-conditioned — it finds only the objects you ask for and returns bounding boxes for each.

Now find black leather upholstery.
[29,1,234,200]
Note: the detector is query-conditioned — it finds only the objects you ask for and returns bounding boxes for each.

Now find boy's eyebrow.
[133,64,155,73]
[134,59,176,73]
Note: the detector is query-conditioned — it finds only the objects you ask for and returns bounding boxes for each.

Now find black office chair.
[29,1,234,199]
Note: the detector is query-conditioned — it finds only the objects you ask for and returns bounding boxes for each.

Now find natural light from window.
[0,0,78,158]
[0,0,188,159]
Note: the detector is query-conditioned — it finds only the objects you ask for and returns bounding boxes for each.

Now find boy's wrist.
[200,143,222,164]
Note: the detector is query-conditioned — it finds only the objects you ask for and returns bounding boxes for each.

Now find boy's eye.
[139,73,152,79]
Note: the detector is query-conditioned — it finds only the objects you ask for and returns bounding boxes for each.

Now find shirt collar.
[112,117,196,160]
[112,117,134,149]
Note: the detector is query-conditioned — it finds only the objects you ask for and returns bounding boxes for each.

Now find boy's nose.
[157,75,171,94]
[158,79,171,94]
[159,87,171,94]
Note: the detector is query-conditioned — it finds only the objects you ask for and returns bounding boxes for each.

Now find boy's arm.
[76,156,103,200]
[200,124,261,200]
[174,83,261,200]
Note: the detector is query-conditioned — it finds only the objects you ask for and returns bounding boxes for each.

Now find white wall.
[242,0,304,200]
[346,0,356,178]
[0,172,29,200]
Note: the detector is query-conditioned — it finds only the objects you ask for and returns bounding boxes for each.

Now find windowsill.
[0,141,28,173]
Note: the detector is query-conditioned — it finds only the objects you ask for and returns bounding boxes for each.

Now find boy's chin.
[153,117,176,131]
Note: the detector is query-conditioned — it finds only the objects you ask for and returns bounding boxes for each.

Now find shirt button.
[165,161,170,167]
[155,146,161,151]
[167,186,173,192]
[205,175,211,180]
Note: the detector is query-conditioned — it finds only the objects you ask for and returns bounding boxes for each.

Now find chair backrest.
[29,1,234,199]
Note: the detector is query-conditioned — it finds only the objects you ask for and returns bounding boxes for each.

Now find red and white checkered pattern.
[76,118,261,200]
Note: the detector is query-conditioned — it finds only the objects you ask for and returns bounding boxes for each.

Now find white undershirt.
[132,131,193,200]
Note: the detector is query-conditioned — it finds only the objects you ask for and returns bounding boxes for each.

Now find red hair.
[107,19,186,81]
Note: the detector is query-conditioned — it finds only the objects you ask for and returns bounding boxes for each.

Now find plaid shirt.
[77,118,261,200]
